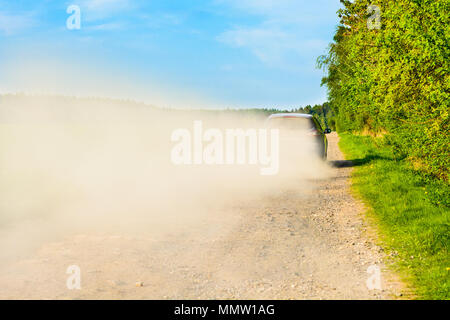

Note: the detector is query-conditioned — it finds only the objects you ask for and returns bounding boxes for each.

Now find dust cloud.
[0,95,331,264]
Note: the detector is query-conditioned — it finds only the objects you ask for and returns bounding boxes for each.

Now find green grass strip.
[338,132,449,300]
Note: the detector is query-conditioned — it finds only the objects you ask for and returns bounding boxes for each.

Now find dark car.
[266,113,331,160]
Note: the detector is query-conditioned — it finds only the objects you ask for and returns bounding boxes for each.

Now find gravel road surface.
[0,133,404,299]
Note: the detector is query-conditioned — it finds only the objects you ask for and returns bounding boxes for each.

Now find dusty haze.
[0,95,331,265]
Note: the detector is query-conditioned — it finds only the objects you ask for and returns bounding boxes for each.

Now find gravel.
[0,133,405,299]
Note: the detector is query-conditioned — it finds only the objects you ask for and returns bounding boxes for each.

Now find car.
[266,113,331,160]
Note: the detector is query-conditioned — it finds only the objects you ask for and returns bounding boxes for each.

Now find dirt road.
[0,133,403,299]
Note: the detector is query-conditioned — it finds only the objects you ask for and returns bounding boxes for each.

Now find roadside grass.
[338,132,449,300]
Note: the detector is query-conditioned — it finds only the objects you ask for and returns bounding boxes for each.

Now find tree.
[318,0,449,180]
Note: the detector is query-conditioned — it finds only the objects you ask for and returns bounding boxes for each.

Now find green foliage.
[318,0,449,181]
[288,102,336,130]
[339,133,449,299]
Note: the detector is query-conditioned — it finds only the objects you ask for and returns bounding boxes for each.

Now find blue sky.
[0,0,342,109]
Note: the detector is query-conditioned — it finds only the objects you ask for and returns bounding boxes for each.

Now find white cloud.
[218,27,288,64]
[83,0,131,11]
[136,12,185,29]
[217,25,328,69]
[80,1,184,30]
[215,0,338,69]
[219,27,287,48]
[0,11,34,35]
[88,22,125,31]
[81,0,134,21]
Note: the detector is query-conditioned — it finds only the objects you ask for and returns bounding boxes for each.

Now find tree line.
[317,0,449,181]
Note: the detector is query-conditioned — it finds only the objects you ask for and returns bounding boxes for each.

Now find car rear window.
[267,117,315,131]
